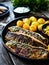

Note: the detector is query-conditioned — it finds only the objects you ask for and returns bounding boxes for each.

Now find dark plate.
[42,23,49,38]
[0,4,9,19]
[2,16,49,61]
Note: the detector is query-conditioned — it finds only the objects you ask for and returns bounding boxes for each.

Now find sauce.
[14,7,30,13]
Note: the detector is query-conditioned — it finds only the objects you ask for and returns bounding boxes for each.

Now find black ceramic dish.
[2,16,49,62]
[0,4,9,19]
[42,23,49,38]
[13,7,30,17]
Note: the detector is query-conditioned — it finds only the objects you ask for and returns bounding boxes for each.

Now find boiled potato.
[23,23,29,30]
[29,25,37,32]
[44,26,49,31]
[38,18,45,24]
[45,31,49,36]
[38,24,43,31]
[23,18,30,25]
[44,26,49,36]
[29,16,37,22]
[31,22,38,27]
[17,20,23,27]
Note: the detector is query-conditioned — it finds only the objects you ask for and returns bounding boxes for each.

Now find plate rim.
[0,3,9,18]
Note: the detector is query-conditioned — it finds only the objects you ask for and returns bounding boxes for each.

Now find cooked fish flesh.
[5,31,47,48]
[8,26,48,45]
[6,40,48,59]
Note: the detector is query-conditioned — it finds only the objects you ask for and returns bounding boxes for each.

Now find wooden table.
[0,1,49,65]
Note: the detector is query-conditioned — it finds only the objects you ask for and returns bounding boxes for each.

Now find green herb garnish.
[12,41,17,46]
[13,28,19,32]
[23,44,28,48]
[28,53,33,56]
[27,32,31,35]
[13,43,17,46]
[24,36,28,40]
[29,48,33,52]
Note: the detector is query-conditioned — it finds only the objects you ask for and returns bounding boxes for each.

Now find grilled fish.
[8,26,48,45]
[6,40,48,59]
[5,31,47,48]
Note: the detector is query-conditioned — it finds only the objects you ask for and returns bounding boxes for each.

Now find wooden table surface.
[0,1,49,65]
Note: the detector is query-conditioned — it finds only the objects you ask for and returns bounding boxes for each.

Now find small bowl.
[13,6,30,17]
[42,23,49,38]
[0,4,9,19]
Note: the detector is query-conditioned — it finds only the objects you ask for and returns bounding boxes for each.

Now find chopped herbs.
[13,27,19,32]
[12,43,17,46]
[27,32,30,35]
[28,53,33,56]
[12,41,17,46]
[27,32,32,35]
[23,44,28,48]
[16,42,21,46]
[24,36,28,40]
[29,48,33,52]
